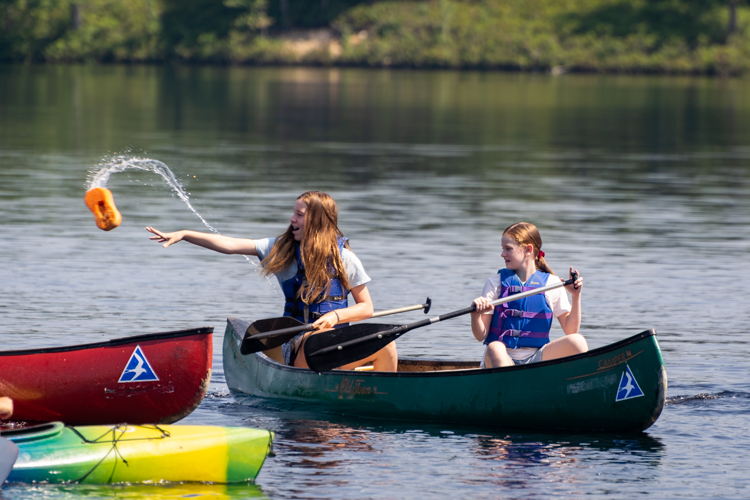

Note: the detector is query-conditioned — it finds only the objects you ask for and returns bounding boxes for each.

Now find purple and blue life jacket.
[485,268,553,349]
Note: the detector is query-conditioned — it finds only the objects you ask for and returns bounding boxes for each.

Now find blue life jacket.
[280,237,349,325]
[486,269,554,349]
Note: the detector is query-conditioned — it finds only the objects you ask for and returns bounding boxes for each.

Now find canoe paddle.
[304,273,579,372]
[240,298,432,355]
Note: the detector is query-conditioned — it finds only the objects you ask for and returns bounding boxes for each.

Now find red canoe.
[0,327,213,425]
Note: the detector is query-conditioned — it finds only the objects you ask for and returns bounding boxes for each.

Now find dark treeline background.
[2,0,750,74]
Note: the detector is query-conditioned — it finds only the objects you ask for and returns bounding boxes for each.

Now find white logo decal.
[615,364,644,402]
[118,345,159,383]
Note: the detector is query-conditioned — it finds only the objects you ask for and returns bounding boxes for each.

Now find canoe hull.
[4,422,273,484]
[0,327,213,425]
[223,317,667,432]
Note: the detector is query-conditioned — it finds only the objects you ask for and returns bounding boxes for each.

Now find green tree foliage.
[48,0,162,62]
[332,0,750,73]
[0,0,162,62]
[0,0,71,61]
[265,0,367,29]
[563,0,728,46]
[0,0,749,73]
[159,0,272,61]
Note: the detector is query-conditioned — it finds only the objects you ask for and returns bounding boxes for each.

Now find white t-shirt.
[479,272,571,360]
[254,237,371,289]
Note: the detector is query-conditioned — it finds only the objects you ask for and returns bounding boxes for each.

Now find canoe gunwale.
[0,326,214,357]
[248,328,658,378]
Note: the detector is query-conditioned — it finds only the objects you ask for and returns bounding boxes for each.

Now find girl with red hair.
[470,222,587,369]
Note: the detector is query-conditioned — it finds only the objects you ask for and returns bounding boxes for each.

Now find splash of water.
[86,154,259,268]
[86,154,219,234]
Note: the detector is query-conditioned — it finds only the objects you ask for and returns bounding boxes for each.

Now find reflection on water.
[282,421,375,464]
[468,433,663,492]
[1,483,267,500]
[222,396,665,498]
[2,65,750,498]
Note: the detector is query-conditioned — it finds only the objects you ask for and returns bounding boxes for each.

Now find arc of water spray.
[86,154,271,275]
[86,155,219,235]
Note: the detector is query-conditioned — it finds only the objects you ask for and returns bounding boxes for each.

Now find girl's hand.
[312,311,340,330]
[472,296,494,313]
[146,227,183,248]
[565,267,583,296]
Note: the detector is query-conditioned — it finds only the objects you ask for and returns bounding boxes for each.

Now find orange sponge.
[84,187,122,231]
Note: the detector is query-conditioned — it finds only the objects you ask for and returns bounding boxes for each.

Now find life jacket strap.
[499,328,549,339]
[500,308,554,320]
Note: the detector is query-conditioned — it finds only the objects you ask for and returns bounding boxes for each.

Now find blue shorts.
[282,333,304,365]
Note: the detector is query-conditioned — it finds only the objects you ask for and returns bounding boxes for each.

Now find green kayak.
[3,422,273,484]
[223,317,667,432]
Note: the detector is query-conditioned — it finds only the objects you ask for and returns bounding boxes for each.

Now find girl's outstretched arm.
[146,227,258,256]
[557,267,583,334]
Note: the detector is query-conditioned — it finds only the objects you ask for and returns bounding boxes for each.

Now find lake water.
[1,64,749,499]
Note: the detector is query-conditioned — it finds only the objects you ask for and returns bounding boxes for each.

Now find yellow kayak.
[3,422,273,484]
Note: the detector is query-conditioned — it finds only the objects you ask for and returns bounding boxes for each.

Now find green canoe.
[223,317,667,432]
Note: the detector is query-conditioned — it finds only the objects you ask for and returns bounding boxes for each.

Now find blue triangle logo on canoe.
[118,345,159,383]
[615,364,644,402]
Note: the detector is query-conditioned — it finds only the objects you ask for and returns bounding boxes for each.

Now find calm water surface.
[1,65,749,499]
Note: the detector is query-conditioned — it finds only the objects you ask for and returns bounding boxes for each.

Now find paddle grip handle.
[371,299,432,318]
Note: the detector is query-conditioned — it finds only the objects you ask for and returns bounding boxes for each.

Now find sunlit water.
[1,65,750,499]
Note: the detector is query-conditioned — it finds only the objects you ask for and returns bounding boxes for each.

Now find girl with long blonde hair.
[470,222,587,368]
[147,191,397,371]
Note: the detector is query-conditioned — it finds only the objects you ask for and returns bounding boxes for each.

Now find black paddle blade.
[240,316,305,354]
[304,323,401,373]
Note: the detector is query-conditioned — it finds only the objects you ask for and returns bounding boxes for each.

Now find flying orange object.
[84,187,122,231]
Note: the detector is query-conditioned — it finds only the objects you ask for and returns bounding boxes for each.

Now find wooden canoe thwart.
[0,327,213,425]
[223,317,667,432]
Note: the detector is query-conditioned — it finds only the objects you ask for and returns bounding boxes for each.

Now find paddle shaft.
[248,299,432,341]
[309,275,577,358]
